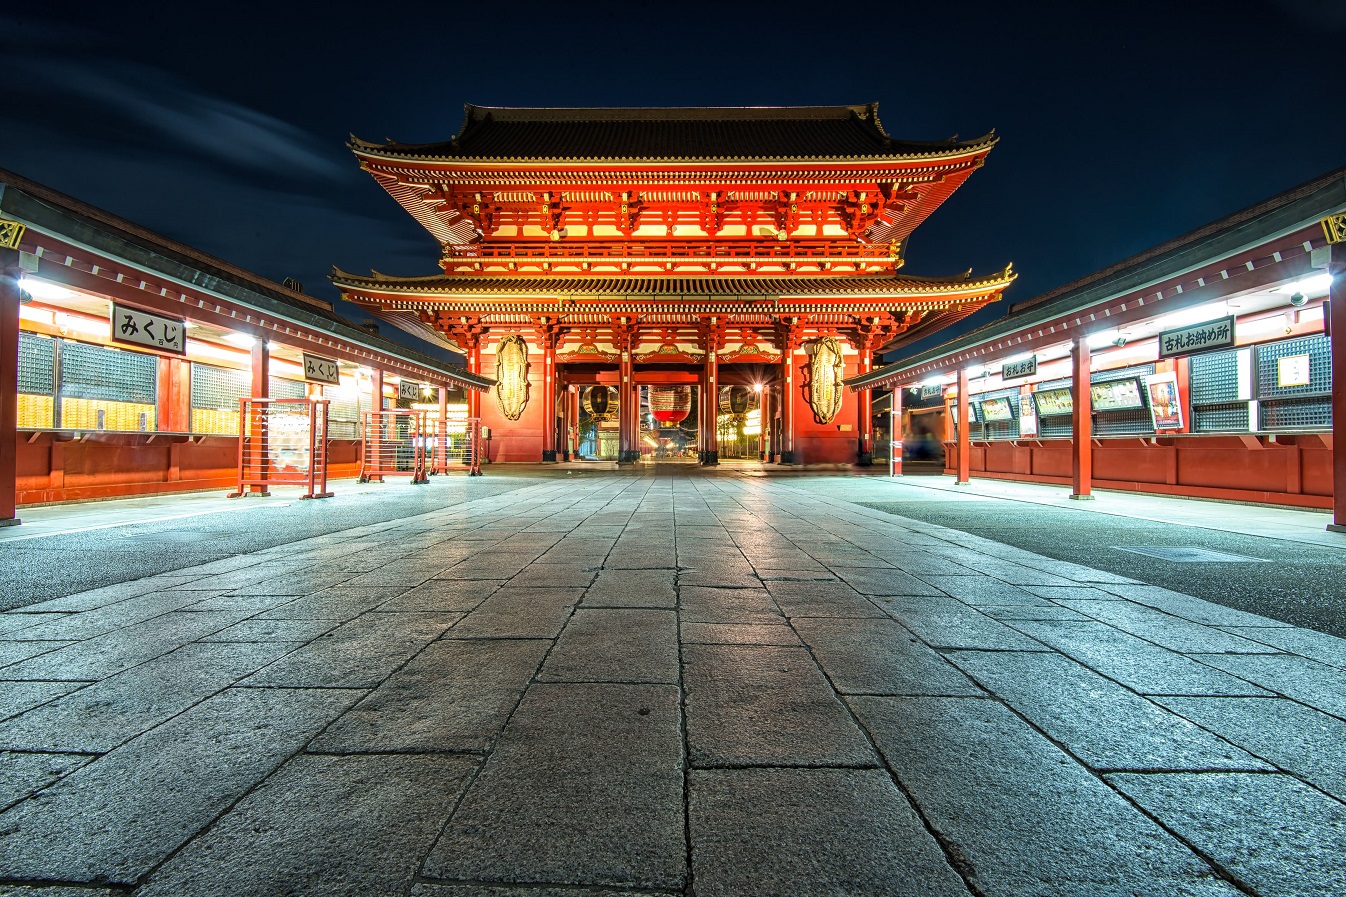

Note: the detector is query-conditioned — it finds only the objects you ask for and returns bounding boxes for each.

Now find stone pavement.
[1,470,1344,896]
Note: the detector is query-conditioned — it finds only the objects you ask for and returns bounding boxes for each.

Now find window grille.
[974,387,1021,440]
[1193,402,1250,433]
[269,376,306,400]
[61,340,156,403]
[1260,397,1331,431]
[1190,350,1240,405]
[57,340,158,431]
[1255,335,1331,400]
[19,332,54,395]
[191,363,249,435]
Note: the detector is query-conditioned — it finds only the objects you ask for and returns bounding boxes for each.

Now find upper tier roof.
[350,103,996,163]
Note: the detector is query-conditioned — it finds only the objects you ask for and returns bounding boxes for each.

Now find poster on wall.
[1144,372,1183,430]
[1019,395,1038,436]
[979,397,1014,421]
[1090,377,1145,411]
[1033,387,1073,417]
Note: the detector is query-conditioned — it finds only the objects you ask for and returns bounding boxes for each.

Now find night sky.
[3,1,1344,364]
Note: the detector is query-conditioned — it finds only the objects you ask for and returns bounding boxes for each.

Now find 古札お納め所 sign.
[1158,316,1235,359]
[110,303,186,355]
[302,353,341,385]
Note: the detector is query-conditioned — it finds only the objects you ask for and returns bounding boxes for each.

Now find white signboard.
[110,302,186,355]
[398,380,425,401]
[1277,354,1311,387]
[302,353,341,385]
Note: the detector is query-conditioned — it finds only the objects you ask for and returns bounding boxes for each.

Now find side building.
[849,166,1346,523]
[0,169,491,523]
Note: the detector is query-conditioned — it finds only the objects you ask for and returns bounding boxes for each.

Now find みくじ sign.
[302,353,341,385]
[110,303,186,355]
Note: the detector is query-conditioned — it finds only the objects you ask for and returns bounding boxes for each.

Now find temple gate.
[334,103,1013,464]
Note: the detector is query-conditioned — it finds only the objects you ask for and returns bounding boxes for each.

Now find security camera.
[1289,292,1308,307]
[19,288,32,305]
[1113,336,1127,348]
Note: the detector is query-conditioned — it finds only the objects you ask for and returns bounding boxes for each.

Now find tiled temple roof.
[350,104,996,163]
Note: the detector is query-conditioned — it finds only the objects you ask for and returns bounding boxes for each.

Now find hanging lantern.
[583,385,616,419]
[718,385,756,416]
[649,385,691,425]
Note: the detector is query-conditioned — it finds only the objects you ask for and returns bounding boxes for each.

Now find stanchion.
[229,398,332,499]
[358,409,428,484]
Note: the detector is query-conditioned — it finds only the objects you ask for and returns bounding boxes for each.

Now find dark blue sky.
[3,1,1344,364]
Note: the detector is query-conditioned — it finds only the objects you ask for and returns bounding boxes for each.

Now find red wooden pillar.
[541,334,557,462]
[758,385,769,461]
[1329,245,1346,532]
[1071,337,1094,500]
[559,381,571,461]
[780,353,796,465]
[618,344,635,463]
[437,385,449,474]
[367,368,384,481]
[955,368,971,484]
[702,349,719,465]
[890,386,903,476]
[465,337,482,421]
[856,347,874,466]
[248,339,269,494]
[0,255,20,525]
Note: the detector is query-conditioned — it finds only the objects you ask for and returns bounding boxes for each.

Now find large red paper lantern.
[649,385,691,425]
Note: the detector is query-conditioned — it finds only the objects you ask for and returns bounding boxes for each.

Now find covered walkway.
[1,469,1344,895]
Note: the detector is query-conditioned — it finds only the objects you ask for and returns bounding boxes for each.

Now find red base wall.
[16,433,363,505]
[479,350,546,463]
[943,434,1333,509]
[789,354,864,465]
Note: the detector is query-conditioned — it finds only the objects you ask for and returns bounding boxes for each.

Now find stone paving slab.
[0,641,297,752]
[791,616,982,696]
[683,643,876,767]
[1108,772,1346,897]
[423,682,685,890]
[137,754,476,897]
[689,767,968,897]
[1156,696,1346,801]
[539,608,678,683]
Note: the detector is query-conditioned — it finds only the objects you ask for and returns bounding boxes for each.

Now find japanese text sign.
[1001,356,1037,380]
[1158,316,1235,359]
[302,353,341,385]
[110,303,186,355]
[398,380,425,401]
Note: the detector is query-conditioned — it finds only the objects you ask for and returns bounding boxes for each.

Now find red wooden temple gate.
[334,104,1013,464]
